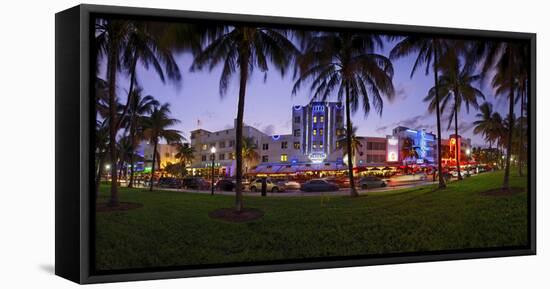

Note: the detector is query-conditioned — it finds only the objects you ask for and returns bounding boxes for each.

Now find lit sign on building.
[387,136,399,162]
[308,152,327,164]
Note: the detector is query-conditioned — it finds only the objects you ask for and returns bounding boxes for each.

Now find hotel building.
[141,100,472,177]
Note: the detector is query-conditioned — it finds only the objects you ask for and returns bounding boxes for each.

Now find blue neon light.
[272,135,281,140]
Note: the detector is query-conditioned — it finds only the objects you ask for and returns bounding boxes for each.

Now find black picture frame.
[55,4,536,284]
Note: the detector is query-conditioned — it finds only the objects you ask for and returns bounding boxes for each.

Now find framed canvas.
[55,4,536,284]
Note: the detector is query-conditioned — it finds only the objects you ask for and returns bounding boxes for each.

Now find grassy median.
[95,170,528,271]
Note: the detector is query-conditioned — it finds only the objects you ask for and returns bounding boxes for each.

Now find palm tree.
[336,125,363,162]
[95,19,182,205]
[95,121,109,199]
[473,102,503,149]
[390,37,453,189]
[293,32,395,196]
[116,21,181,131]
[191,26,298,211]
[142,103,184,191]
[425,50,485,179]
[95,19,132,205]
[125,88,159,187]
[467,41,528,190]
[175,142,196,177]
[241,137,260,174]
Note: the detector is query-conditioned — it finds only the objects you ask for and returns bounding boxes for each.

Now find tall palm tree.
[175,142,196,177]
[95,19,182,205]
[117,21,182,131]
[95,120,109,199]
[191,26,298,211]
[467,41,528,190]
[293,32,395,196]
[95,19,132,205]
[241,137,260,174]
[425,50,485,179]
[142,103,184,191]
[125,88,159,187]
[391,37,457,189]
[336,125,363,161]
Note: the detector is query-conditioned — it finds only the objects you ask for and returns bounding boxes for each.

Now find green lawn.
[95,171,528,271]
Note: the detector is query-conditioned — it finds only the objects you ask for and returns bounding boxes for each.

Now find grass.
[95,170,528,271]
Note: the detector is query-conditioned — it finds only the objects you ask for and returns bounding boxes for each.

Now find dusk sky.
[100,32,518,147]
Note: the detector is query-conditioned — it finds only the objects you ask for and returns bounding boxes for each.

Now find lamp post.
[210,146,216,195]
[465,149,471,177]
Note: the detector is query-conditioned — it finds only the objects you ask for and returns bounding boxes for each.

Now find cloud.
[375,113,435,134]
[262,124,275,135]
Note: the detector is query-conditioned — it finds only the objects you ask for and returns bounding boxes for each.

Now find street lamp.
[465,149,471,177]
[210,146,216,195]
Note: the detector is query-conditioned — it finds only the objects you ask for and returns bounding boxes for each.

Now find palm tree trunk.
[116,53,138,131]
[502,60,514,191]
[128,153,135,188]
[453,89,462,180]
[234,49,249,212]
[95,154,104,199]
[149,140,158,191]
[107,47,119,206]
[345,83,358,197]
[518,84,525,177]
[433,41,446,189]
[128,121,136,188]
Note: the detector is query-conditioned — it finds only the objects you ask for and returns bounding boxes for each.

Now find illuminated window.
[281,154,288,162]
[319,129,324,136]
[313,116,317,123]
[313,129,317,136]
[293,142,300,149]
[320,116,324,122]
[229,152,234,160]
[202,144,208,150]
[319,142,324,149]
[312,142,317,149]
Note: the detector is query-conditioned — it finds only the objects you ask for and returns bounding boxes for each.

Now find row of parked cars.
[156,175,388,192]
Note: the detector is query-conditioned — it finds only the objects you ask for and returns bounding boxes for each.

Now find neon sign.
[387,136,399,162]
[308,152,327,164]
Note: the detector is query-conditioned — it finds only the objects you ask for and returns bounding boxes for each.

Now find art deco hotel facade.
[170,100,470,177]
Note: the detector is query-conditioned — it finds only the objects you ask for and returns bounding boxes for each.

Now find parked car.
[181,177,210,190]
[300,179,339,192]
[358,176,387,189]
[249,178,285,192]
[278,179,301,190]
[388,173,427,183]
[450,170,466,178]
[324,176,350,188]
[157,177,181,189]
[215,179,235,191]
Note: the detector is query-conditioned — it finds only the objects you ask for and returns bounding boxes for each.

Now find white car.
[249,178,285,192]
[278,180,301,190]
[450,171,466,178]
[389,173,427,183]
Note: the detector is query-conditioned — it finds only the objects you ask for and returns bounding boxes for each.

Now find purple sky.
[100,35,518,147]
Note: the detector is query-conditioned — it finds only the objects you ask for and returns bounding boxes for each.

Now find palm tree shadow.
[38,264,55,275]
